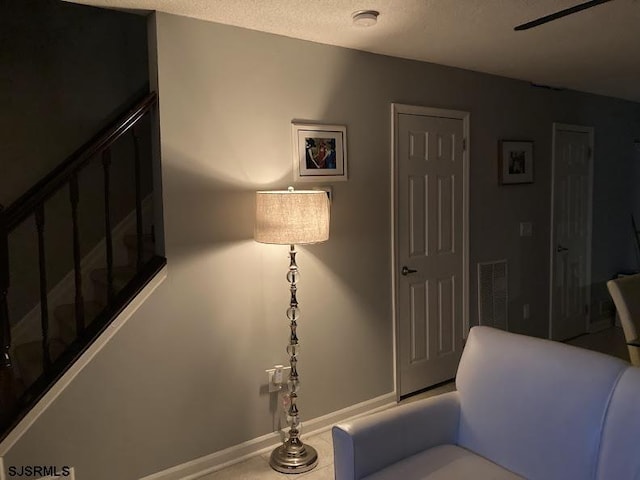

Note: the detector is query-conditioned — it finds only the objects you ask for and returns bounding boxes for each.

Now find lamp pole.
[269,244,318,473]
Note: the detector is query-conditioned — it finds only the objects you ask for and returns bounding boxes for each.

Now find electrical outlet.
[266,365,291,393]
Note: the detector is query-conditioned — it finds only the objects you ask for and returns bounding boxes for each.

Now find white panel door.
[550,125,593,341]
[396,110,466,397]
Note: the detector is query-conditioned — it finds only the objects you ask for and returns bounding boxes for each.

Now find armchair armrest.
[332,391,460,480]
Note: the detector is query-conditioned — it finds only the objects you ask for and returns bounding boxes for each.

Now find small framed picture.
[292,122,347,182]
[499,141,534,184]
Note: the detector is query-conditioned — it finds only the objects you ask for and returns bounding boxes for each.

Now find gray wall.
[590,101,640,314]
[4,12,640,480]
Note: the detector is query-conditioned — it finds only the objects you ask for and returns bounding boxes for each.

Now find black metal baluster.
[132,124,144,270]
[0,205,11,369]
[35,205,51,370]
[70,174,85,335]
[102,149,115,304]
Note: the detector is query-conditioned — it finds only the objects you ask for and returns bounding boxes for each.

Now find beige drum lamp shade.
[254,189,330,245]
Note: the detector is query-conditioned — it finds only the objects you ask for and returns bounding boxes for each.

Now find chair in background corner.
[607,273,640,366]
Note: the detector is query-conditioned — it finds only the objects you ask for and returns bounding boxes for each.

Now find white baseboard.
[0,266,167,457]
[140,392,396,480]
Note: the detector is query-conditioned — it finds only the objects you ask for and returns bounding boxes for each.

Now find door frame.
[390,103,470,400]
[548,122,595,340]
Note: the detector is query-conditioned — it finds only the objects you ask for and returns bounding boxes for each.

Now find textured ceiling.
[66,0,640,102]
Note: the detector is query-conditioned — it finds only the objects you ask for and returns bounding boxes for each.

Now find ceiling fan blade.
[514,0,614,31]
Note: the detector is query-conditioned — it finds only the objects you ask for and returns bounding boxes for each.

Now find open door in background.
[392,104,469,398]
[549,123,594,341]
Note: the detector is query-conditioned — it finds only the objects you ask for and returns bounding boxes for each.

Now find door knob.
[556,245,569,253]
[401,266,418,276]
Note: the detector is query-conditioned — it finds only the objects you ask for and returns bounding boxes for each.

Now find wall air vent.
[478,260,508,331]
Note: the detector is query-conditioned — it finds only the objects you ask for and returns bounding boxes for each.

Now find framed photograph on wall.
[292,122,347,182]
[499,140,534,184]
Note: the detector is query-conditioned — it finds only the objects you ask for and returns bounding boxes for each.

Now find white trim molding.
[390,103,470,401]
[140,392,396,480]
[0,266,167,457]
[548,123,595,340]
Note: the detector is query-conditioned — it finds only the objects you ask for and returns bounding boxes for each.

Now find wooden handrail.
[4,91,158,232]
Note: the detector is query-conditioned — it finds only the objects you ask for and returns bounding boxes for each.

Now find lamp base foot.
[269,439,318,474]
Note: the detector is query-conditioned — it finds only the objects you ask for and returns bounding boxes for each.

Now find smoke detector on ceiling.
[352,10,379,27]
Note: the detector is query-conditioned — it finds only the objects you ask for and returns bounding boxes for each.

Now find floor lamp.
[254,187,330,474]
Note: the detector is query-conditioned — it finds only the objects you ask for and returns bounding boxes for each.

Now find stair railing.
[0,204,10,369]
[0,202,15,429]
[0,91,165,439]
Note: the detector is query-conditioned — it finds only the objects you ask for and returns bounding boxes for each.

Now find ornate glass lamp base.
[269,440,318,474]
